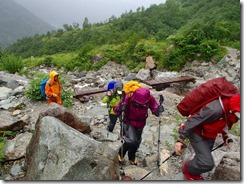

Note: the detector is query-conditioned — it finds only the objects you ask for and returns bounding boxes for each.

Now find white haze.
[14,0,166,28]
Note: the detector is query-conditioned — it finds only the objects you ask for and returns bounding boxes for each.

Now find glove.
[223,136,233,146]
[52,94,58,98]
[155,105,164,116]
[159,105,164,113]
[118,103,126,112]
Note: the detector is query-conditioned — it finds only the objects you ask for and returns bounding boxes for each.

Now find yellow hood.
[49,70,59,85]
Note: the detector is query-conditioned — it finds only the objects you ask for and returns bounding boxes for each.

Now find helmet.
[113,82,123,94]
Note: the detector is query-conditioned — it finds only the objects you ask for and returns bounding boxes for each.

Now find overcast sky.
[14,0,166,28]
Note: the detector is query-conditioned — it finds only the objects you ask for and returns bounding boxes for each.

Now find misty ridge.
[13,0,165,28]
[0,0,54,48]
[0,0,165,48]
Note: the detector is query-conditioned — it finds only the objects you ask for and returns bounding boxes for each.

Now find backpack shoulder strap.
[218,97,230,134]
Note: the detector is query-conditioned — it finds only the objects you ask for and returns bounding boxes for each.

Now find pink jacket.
[114,88,159,129]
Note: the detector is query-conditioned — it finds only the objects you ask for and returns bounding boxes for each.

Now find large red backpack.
[177,77,239,116]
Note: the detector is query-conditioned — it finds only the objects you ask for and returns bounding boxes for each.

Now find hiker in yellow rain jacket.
[45,70,62,105]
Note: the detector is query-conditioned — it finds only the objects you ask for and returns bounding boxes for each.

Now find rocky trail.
[0,47,240,180]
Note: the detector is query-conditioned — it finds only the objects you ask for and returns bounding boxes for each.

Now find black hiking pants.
[107,114,118,132]
[119,122,143,161]
[187,133,215,175]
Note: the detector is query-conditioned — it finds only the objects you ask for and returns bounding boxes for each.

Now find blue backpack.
[40,78,49,100]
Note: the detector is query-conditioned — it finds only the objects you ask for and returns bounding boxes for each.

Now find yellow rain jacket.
[45,70,62,105]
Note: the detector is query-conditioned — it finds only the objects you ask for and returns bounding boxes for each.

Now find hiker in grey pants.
[174,94,240,180]
[187,132,215,175]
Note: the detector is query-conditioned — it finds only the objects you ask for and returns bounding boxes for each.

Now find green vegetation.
[164,140,172,150]
[25,72,74,108]
[22,52,78,70]
[25,72,48,101]
[2,0,239,73]
[229,120,240,136]
[0,54,23,74]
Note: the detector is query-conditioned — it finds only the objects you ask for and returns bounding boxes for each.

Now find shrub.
[0,55,23,74]
[43,56,53,67]
[61,89,74,108]
[199,40,221,60]
[25,72,48,101]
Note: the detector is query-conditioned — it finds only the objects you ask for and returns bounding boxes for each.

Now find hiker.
[114,87,164,165]
[101,82,124,132]
[174,93,240,180]
[45,70,62,105]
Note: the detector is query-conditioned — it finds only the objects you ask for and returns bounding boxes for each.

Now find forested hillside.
[2,0,240,72]
[0,0,54,48]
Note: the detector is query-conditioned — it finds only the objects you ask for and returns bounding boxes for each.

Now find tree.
[82,17,91,30]
[63,24,73,31]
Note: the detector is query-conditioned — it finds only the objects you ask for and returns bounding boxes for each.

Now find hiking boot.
[182,162,204,180]
[118,154,125,164]
[129,159,137,165]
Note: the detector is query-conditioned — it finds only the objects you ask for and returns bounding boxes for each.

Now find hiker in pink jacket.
[114,87,163,165]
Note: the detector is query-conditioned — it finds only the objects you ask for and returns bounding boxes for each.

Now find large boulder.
[38,103,91,134]
[24,116,120,180]
[211,152,240,180]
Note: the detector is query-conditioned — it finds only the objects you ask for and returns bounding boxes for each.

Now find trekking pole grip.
[159,95,164,106]
[227,138,233,143]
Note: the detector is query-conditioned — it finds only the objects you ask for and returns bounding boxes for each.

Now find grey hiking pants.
[188,132,215,175]
[119,122,143,161]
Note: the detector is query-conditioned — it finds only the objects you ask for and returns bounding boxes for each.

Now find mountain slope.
[0,0,54,48]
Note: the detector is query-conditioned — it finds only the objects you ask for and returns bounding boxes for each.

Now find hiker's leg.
[123,125,143,161]
[107,114,117,132]
[187,133,215,175]
[118,143,129,158]
[56,96,62,105]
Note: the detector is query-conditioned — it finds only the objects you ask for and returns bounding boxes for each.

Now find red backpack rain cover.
[177,77,239,116]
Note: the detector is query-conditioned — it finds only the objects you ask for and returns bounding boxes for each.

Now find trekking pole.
[212,138,233,152]
[119,91,126,176]
[106,105,110,138]
[141,143,187,180]
[141,151,177,180]
[157,95,164,167]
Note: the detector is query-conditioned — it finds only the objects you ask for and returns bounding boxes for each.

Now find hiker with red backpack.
[101,81,124,132]
[114,83,164,165]
[174,77,240,180]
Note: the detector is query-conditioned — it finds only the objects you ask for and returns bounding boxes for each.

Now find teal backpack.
[40,78,49,100]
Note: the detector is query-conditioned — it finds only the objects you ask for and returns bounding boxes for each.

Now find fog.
[14,0,166,28]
